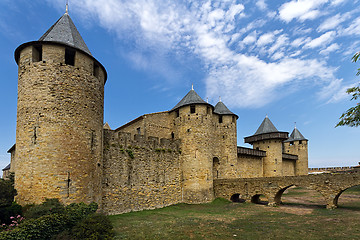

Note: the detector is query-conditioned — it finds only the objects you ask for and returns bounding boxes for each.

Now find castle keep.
[7,12,308,215]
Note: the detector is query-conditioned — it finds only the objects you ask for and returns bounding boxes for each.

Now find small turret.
[213,99,239,178]
[283,126,308,175]
[171,87,214,203]
[244,116,288,177]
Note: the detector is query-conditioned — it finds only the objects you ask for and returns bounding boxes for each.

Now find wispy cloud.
[46,0,358,108]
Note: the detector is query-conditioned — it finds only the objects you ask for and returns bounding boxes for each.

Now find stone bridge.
[214,172,360,209]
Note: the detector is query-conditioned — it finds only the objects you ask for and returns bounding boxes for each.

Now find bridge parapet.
[214,172,360,209]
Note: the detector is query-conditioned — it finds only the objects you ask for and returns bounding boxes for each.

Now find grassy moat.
[109,186,360,239]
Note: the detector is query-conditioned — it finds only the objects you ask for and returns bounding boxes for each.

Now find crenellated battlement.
[105,130,181,152]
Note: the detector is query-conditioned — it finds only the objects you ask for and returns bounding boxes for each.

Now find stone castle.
[5,11,308,215]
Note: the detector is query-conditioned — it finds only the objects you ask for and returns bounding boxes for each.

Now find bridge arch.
[274,185,294,205]
[230,193,245,203]
[251,194,268,205]
[333,184,360,208]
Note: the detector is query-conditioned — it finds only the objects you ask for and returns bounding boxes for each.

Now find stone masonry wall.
[237,156,263,178]
[15,44,105,205]
[102,130,182,215]
[282,159,295,176]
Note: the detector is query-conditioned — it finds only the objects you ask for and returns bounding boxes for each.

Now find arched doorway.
[213,157,220,179]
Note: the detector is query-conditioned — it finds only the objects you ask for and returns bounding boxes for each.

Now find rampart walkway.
[214,172,360,209]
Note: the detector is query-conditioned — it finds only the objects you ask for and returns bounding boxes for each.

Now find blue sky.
[1,0,360,174]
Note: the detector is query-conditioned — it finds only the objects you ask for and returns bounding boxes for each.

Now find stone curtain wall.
[102,130,182,215]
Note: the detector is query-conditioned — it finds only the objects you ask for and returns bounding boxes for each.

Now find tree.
[0,173,17,207]
[336,52,360,127]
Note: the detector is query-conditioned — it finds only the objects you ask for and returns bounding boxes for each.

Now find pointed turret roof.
[284,127,307,142]
[214,101,238,119]
[254,116,279,135]
[244,116,289,144]
[170,88,211,111]
[2,163,10,171]
[15,11,107,81]
[39,12,91,55]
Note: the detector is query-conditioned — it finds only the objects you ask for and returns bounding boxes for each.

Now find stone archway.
[230,193,246,203]
[213,157,220,179]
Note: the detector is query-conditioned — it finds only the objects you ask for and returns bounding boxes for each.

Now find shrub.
[70,214,114,240]
[0,201,99,240]
[24,198,65,219]
[0,202,22,225]
[0,173,17,207]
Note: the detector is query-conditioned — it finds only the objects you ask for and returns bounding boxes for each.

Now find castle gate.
[214,172,360,209]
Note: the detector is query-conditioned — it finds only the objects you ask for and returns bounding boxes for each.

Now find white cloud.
[257,32,275,46]
[256,0,267,10]
[45,0,350,108]
[320,43,340,55]
[304,31,336,48]
[278,0,328,22]
[341,17,360,36]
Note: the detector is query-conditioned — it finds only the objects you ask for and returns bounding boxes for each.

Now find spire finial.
[266,114,268,118]
[191,83,194,90]
[294,122,297,129]
[66,0,69,14]
[206,97,209,103]
[219,96,222,102]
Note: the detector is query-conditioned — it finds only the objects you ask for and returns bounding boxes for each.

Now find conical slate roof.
[254,116,279,135]
[2,163,10,171]
[171,89,209,111]
[214,101,238,119]
[284,127,307,142]
[39,12,91,55]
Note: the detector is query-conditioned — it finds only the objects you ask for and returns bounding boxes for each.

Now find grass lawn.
[109,187,360,240]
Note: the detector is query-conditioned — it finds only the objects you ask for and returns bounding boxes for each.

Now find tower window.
[65,48,75,66]
[232,116,235,123]
[32,45,42,62]
[190,105,196,114]
[171,132,175,139]
[175,110,179,118]
[290,141,294,145]
[137,127,141,135]
[219,116,223,123]
[299,140,302,144]
[93,62,100,77]
[206,106,210,115]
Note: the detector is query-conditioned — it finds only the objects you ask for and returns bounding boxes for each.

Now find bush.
[0,202,22,225]
[54,214,114,240]
[71,214,114,240]
[24,198,65,219]
[0,173,16,207]
[0,201,99,240]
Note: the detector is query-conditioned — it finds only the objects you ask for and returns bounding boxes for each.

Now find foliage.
[0,173,17,207]
[24,198,65,219]
[1,215,25,232]
[337,52,360,127]
[0,201,99,240]
[58,214,114,240]
[126,149,134,159]
[0,202,22,225]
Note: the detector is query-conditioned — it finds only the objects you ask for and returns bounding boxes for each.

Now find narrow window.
[219,116,223,123]
[175,110,179,118]
[206,106,210,115]
[171,132,175,139]
[65,48,75,66]
[299,140,302,144]
[93,62,100,77]
[232,116,235,123]
[190,105,196,114]
[290,141,294,146]
[137,127,141,135]
[32,45,42,62]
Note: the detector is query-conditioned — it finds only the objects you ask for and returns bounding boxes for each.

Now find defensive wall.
[101,130,182,215]
[214,172,360,209]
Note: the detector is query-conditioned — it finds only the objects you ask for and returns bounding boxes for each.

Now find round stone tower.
[244,116,288,177]
[283,127,308,175]
[213,100,239,178]
[14,11,107,205]
[170,87,215,203]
